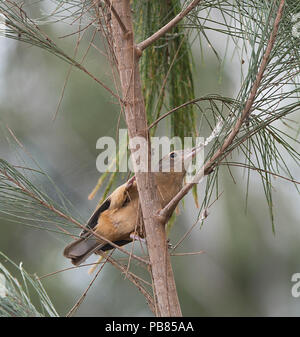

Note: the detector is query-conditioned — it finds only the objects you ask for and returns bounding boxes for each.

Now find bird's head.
[157,147,200,175]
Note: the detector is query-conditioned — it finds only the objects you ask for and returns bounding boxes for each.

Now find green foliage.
[132,0,196,139]
[0,0,299,317]
[0,1,77,66]
[0,157,82,236]
[0,0,299,231]
[0,252,58,317]
[188,0,300,228]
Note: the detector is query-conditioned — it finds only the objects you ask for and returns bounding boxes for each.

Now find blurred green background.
[0,3,300,317]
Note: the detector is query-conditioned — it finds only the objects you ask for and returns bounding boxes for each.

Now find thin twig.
[76,62,123,102]
[171,251,205,256]
[66,250,113,317]
[58,19,97,39]
[0,168,149,266]
[148,96,235,130]
[92,0,125,113]
[37,260,114,280]
[53,6,87,121]
[103,0,128,34]
[151,35,187,134]
[219,162,300,185]
[105,254,156,313]
[159,0,286,220]
[170,192,221,253]
[37,255,149,280]
[136,0,201,52]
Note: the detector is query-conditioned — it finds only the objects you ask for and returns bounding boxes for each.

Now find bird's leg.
[130,232,146,243]
[167,239,173,250]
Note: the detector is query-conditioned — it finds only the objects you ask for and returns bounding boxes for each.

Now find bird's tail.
[63,236,105,266]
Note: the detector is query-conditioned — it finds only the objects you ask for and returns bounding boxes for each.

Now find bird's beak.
[178,145,203,173]
[182,145,201,163]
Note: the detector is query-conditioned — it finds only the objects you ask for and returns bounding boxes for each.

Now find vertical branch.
[110,0,182,316]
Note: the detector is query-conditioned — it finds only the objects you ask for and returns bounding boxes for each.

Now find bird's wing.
[79,198,111,238]
[63,176,137,266]
[97,239,131,252]
[79,175,136,238]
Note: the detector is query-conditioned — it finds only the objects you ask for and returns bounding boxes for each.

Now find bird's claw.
[130,232,146,243]
[167,239,173,250]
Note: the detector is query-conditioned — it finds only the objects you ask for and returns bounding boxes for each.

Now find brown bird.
[63,148,198,265]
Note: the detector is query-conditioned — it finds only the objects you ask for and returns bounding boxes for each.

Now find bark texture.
[110,0,182,317]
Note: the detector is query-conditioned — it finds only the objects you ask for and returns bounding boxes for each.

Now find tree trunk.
[110,0,182,317]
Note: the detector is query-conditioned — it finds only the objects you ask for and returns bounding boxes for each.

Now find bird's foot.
[130,232,146,243]
[167,239,173,250]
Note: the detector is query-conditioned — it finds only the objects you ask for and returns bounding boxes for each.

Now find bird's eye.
[170,152,176,159]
